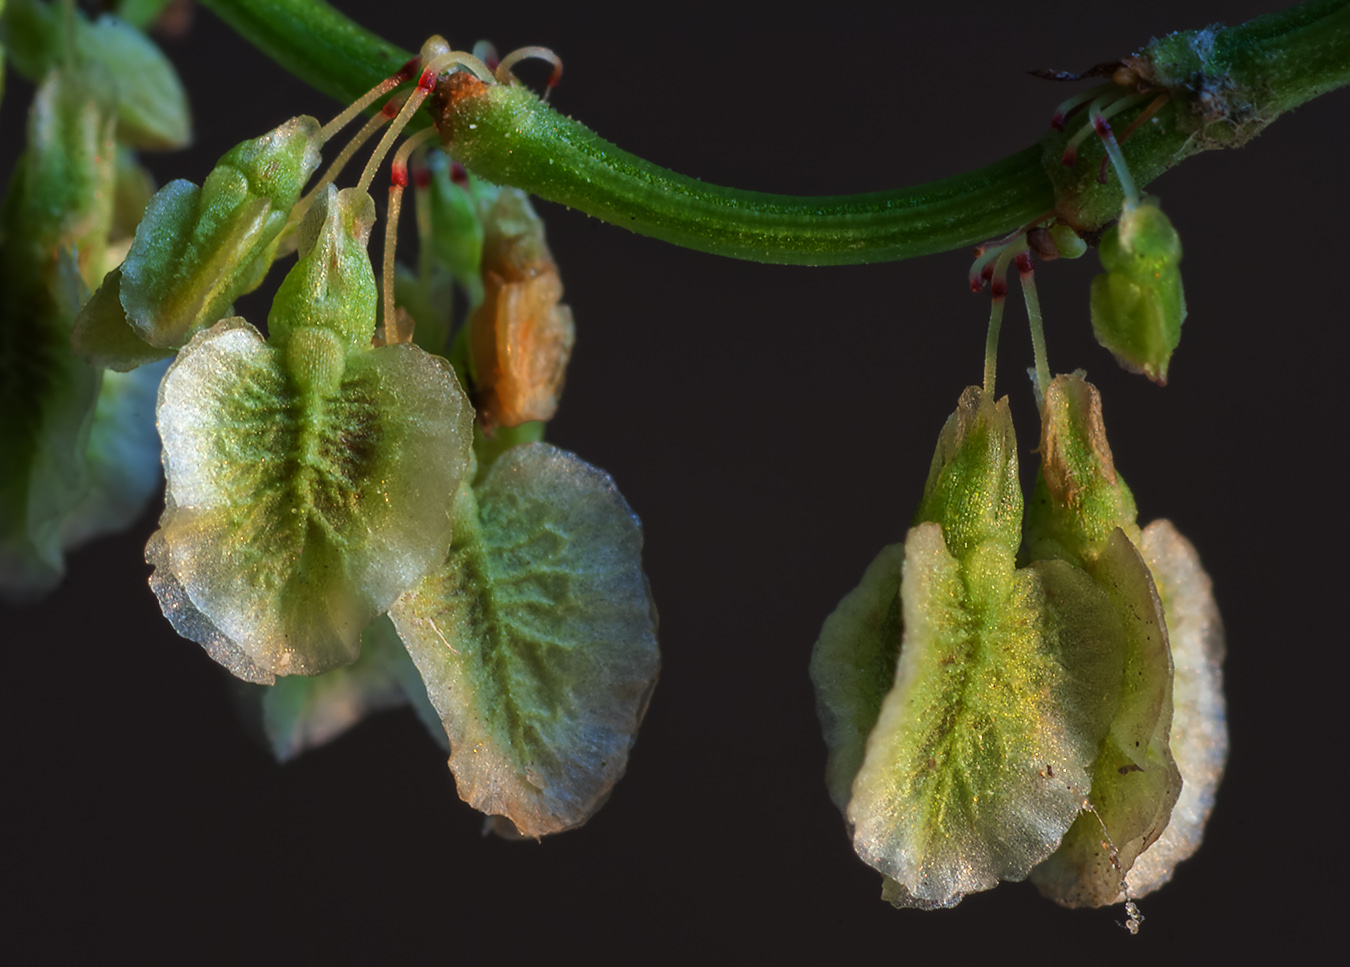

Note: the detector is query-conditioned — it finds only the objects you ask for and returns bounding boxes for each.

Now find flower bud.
[1090,200,1186,384]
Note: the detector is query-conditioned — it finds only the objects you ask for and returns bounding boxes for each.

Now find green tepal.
[118,114,323,349]
[268,185,379,350]
[1024,373,1181,907]
[1090,200,1186,384]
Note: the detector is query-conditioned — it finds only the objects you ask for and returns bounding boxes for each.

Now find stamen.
[1089,98,1141,206]
[357,49,496,195]
[318,58,420,143]
[412,156,434,282]
[495,46,564,98]
[1060,91,1147,166]
[1048,81,1114,131]
[473,40,500,74]
[969,247,1000,292]
[307,101,400,206]
[982,247,1017,396]
[381,128,439,344]
[1115,90,1170,145]
[1017,250,1050,406]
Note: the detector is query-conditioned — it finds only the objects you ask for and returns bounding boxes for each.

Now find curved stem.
[200,0,1350,266]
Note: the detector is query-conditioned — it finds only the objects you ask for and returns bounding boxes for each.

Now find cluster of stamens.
[282,36,563,346]
[1049,65,1169,183]
[964,65,1162,407]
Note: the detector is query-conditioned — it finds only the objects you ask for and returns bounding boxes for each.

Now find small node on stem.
[381,128,438,344]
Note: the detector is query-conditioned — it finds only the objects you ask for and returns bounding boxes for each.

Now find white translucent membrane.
[847,524,1123,909]
[259,617,434,762]
[391,444,660,838]
[810,543,906,814]
[150,318,473,678]
[1127,520,1228,896]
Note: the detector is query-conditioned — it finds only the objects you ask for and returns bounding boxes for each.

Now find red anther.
[413,166,432,189]
[450,160,468,185]
[381,99,401,119]
[391,163,409,188]
[417,68,437,93]
[990,278,1007,298]
[1060,148,1077,166]
[1015,252,1034,275]
[397,57,420,82]
[969,277,986,293]
[980,262,995,282]
[1050,113,1066,131]
[1092,114,1111,137]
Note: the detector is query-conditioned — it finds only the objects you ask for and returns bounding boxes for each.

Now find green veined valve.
[148,186,474,681]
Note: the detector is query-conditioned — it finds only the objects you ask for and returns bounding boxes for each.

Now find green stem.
[200,0,1350,266]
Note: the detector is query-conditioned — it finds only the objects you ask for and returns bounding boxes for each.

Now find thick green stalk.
[200,0,1350,266]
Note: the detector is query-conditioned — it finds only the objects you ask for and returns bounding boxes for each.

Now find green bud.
[389,443,659,838]
[1050,222,1087,259]
[1,0,190,149]
[1090,200,1186,384]
[912,386,1022,560]
[1023,372,1139,563]
[424,151,485,304]
[119,115,323,348]
[267,186,378,349]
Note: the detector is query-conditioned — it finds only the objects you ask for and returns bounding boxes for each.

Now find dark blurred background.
[3,0,1345,960]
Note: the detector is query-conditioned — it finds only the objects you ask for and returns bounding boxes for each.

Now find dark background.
[4,0,1345,960]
